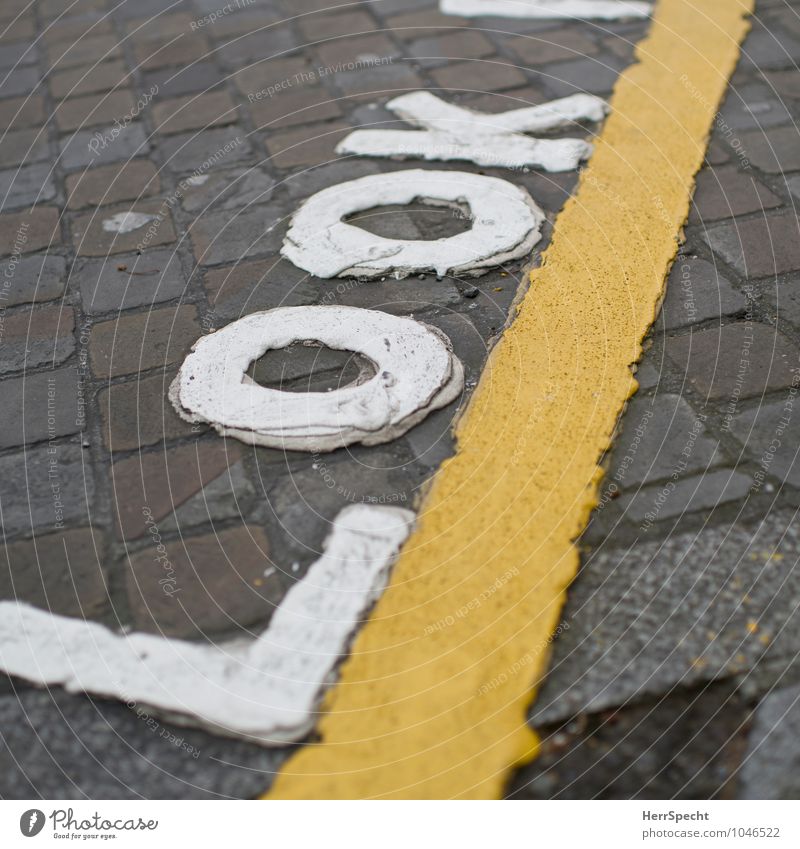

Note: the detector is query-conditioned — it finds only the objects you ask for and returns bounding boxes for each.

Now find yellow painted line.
[267,0,754,799]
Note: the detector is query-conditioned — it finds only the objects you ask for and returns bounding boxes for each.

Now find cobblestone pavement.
[0,0,797,799]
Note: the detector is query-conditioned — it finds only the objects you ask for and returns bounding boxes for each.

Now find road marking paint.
[281,169,543,279]
[337,92,608,172]
[0,505,413,744]
[440,0,651,19]
[170,306,464,452]
[101,211,155,233]
[267,0,754,799]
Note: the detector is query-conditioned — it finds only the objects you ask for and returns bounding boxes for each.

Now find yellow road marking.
[267,0,753,799]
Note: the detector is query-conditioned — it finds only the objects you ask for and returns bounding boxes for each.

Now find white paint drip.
[281,169,543,279]
[337,92,609,172]
[0,505,414,745]
[101,211,156,233]
[169,305,464,451]
[439,0,651,20]
[185,174,210,186]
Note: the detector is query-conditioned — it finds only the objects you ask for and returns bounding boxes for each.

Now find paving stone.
[41,12,113,45]
[59,122,149,171]
[657,257,748,330]
[762,69,800,101]
[0,207,61,257]
[71,200,176,256]
[203,258,317,320]
[0,365,83,449]
[65,159,160,210]
[143,62,225,100]
[0,304,75,374]
[53,89,137,132]
[327,273,464,315]
[179,166,276,214]
[0,689,288,799]
[262,448,417,563]
[738,126,800,173]
[156,127,251,174]
[507,29,598,67]
[249,341,374,392]
[113,0,185,20]
[133,34,211,72]
[100,369,196,452]
[0,24,36,47]
[740,21,800,71]
[0,95,46,129]
[763,275,800,329]
[232,56,315,98]
[0,527,108,618]
[0,40,37,68]
[739,682,800,799]
[298,9,375,40]
[386,8,468,30]
[666,322,800,401]
[690,166,781,222]
[281,159,383,200]
[0,163,57,210]
[431,60,527,93]
[217,25,298,66]
[315,33,401,68]
[511,682,751,799]
[0,253,66,307]
[718,83,792,130]
[0,66,41,99]
[76,249,187,314]
[48,59,130,99]
[405,30,495,69]
[126,523,281,639]
[89,304,200,378]
[264,121,352,168]
[0,443,95,537]
[112,440,242,540]
[541,54,627,97]
[619,468,752,523]
[730,398,800,489]
[122,11,195,38]
[704,214,800,277]
[0,128,50,168]
[195,7,281,39]
[152,90,239,135]
[334,62,425,97]
[606,393,720,487]
[46,34,122,71]
[634,358,663,391]
[533,510,800,725]
[248,83,343,130]
[161,460,255,533]
[190,203,287,265]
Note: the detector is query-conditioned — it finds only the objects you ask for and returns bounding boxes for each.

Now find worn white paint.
[281,169,543,279]
[170,305,464,451]
[0,505,414,745]
[440,0,651,19]
[337,92,609,172]
[101,211,156,233]
[185,174,210,186]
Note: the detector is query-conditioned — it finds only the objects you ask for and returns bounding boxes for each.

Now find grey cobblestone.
[0,0,796,802]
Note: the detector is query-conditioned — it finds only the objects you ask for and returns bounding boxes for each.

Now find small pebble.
[463,287,479,299]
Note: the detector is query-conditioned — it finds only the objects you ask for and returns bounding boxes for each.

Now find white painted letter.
[338,91,609,172]
[440,0,651,20]
[281,169,543,279]
[170,305,464,452]
[0,505,414,745]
